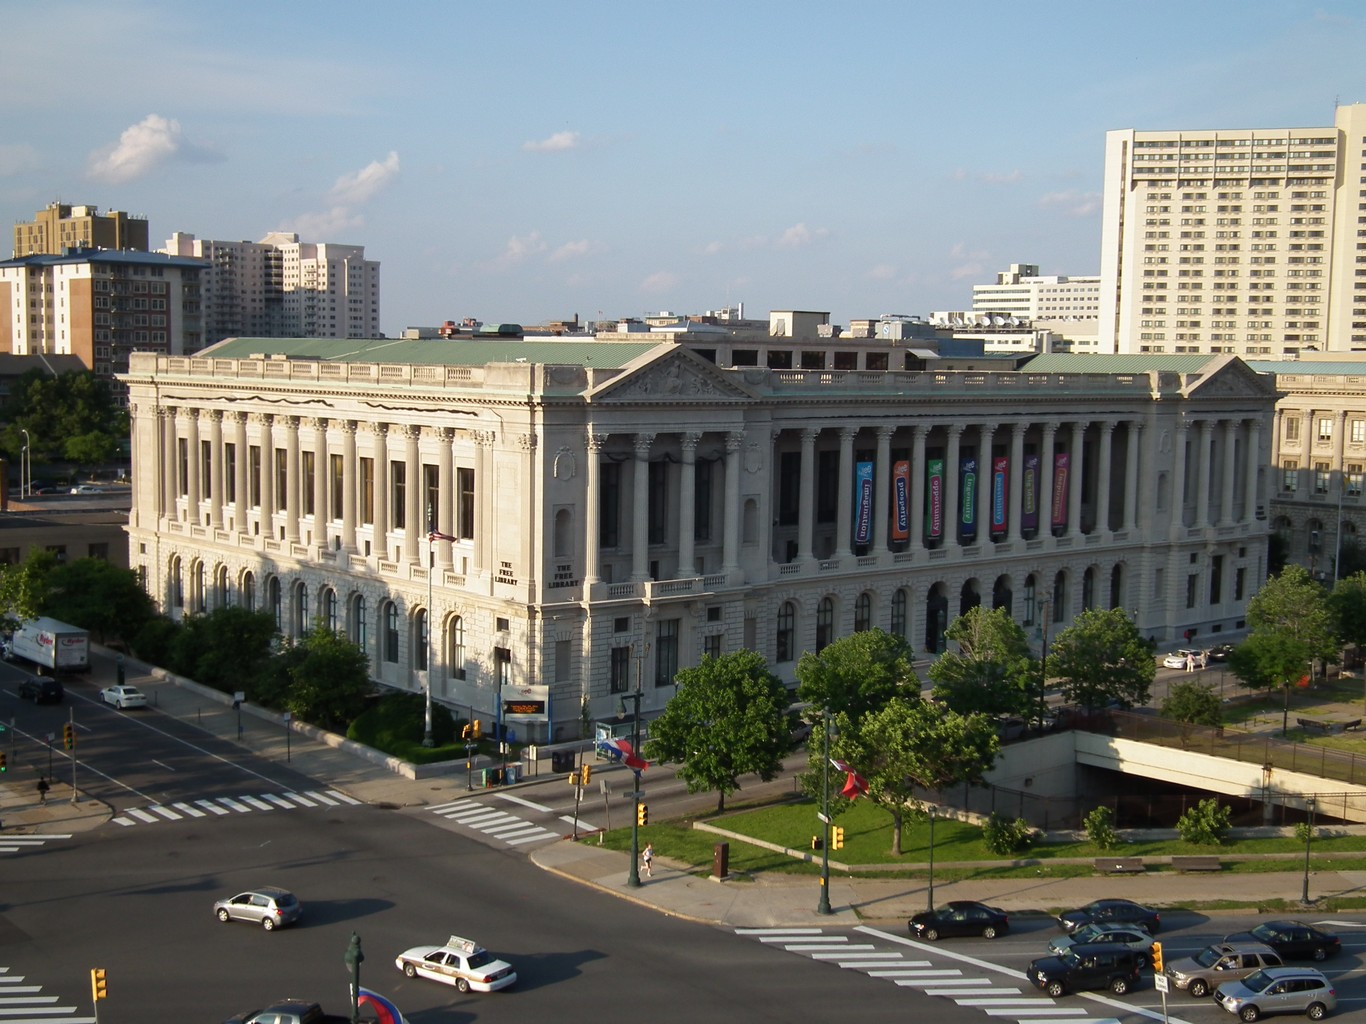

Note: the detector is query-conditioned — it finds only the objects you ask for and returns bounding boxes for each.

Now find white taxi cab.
[394,935,516,993]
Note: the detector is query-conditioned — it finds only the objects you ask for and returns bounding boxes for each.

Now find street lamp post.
[1301,796,1316,904]
[926,804,938,911]
[19,428,29,499]
[624,649,645,888]
[1037,592,1052,729]
[817,709,832,915]
[343,931,364,1023]
[422,524,434,748]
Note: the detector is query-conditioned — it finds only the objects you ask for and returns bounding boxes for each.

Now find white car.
[100,684,148,709]
[394,935,516,993]
[70,485,104,494]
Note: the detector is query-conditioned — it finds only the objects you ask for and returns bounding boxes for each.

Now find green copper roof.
[199,335,660,368]
[1022,353,1220,374]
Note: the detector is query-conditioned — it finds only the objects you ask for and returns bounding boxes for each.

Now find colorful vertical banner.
[925,458,944,541]
[892,460,910,541]
[853,461,874,546]
[1051,452,1070,529]
[1021,453,1040,533]
[959,456,977,542]
[991,455,1009,536]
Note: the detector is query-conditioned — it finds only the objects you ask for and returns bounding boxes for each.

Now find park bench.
[1170,855,1221,872]
[1342,719,1362,731]
[1094,857,1144,874]
[1297,717,1334,734]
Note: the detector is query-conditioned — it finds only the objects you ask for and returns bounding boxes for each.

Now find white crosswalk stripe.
[0,833,74,855]
[111,790,360,827]
[735,927,1123,1024]
[0,966,96,1022]
[426,798,563,847]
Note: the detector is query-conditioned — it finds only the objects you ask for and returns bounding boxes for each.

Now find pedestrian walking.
[642,842,654,878]
[1199,651,1208,671]
[1186,652,1195,672]
[36,777,49,804]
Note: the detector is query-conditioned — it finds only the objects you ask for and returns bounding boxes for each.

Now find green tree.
[1161,681,1223,728]
[0,549,61,631]
[1047,607,1155,711]
[1328,571,1366,661]
[1176,797,1232,846]
[1,370,125,465]
[1083,805,1118,850]
[929,605,1034,719]
[646,650,791,813]
[827,697,997,854]
[168,606,279,694]
[273,626,374,732]
[40,558,157,644]
[796,628,917,722]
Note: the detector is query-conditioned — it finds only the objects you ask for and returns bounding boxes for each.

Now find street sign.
[599,780,611,795]
[817,812,830,824]
[1154,974,1169,994]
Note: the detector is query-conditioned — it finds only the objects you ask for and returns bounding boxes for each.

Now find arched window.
[450,615,466,679]
[215,564,230,609]
[890,588,908,639]
[416,609,428,671]
[776,601,795,663]
[321,587,337,633]
[169,555,183,610]
[294,583,309,636]
[383,601,400,663]
[1082,567,1095,612]
[816,596,834,653]
[268,577,282,629]
[242,571,256,612]
[351,594,368,650]
[854,592,872,632]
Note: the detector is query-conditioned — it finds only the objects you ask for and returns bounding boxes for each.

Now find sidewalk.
[5,653,1366,928]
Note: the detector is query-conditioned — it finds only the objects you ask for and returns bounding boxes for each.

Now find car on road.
[1047,922,1155,962]
[222,1000,348,1024]
[908,900,1009,940]
[1215,966,1336,1021]
[1223,921,1341,962]
[1026,942,1144,996]
[1208,643,1236,662]
[213,886,303,931]
[1058,898,1161,934]
[18,677,62,704]
[1163,648,1205,669]
[100,684,147,709]
[395,935,517,992]
[1167,940,1285,998]
[69,485,104,494]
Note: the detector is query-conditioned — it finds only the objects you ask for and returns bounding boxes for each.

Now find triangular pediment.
[588,347,756,403]
[1182,355,1279,399]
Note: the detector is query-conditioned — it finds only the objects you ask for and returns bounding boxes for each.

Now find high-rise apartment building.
[162,231,381,344]
[1100,104,1366,358]
[972,264,1101,319]
[12,202,149,257]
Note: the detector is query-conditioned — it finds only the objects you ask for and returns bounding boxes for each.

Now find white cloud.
[1038,189,1102,218]
[328,151,400,205]
[523,131,581,153]
[283,206,365,240]
[0,142,41,177]
[491,231,547,270]
[950,262,986,281]
[868,263,897,281]
[775,222,829,248]
[550,239,592,262]
[640,270,679,294]
[87,114,184,183]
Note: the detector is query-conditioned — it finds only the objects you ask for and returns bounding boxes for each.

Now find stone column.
[1195,419,1214,530]
[835,427,856,558]
[312,418,329,543]
[473,432,488,575]
[1125,421,1142,532]
[944,423,962,549]
[910,425,927,548]
[1244,419,1261,523]
[977,424,995,545]
[341,421,358,554]
[1039,421,1058,537]
[260,415,276,539]
[723,431,743,574]
[161,407,177,518]
[1009,421,1026,542]
[1271,407,1284,471]
[233,411,249,537]
[797,428,817,561]
[678,432,699,576]
[437,427,454,570]
[1336,410,1349,502]
[1170,419,1189,538]
[371,423,388,559]
[284,416,301,545]
[1068,421,1086,537]
[1096,421,1115,536]
[186,410,201,521]
[873,426,892,554]
[209,411,224,530]
[584,433,605,586]
[1220,419,1237,527]
[631,433,654,581]
[403,425,421,564]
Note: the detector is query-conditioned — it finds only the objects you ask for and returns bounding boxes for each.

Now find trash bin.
[481,767,504,787]
[551,751,575,773]
[504,764,519,784]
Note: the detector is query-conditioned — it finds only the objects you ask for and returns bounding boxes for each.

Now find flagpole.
[817,708,832,915]
[423,506,435,748]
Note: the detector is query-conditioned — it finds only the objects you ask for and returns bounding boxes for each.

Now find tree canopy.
[1161,680,1223,728]
[0,370,126,465]
[263,626,375,732]
[646,650,791,812]
[1046,607,1155,710]
[795,628,917,721]
[929,605,1034,718]
[1328,571,1366,653]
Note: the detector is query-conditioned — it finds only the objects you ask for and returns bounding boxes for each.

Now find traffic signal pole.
[67,709,77,804]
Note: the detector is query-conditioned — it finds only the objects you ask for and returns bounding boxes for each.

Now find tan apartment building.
[12,202,149,257]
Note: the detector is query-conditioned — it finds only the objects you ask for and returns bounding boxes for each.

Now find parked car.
[394,935,517,992]
[1215,966,1336,1021]
[1058,898,1161,934]
[1224,922,1341,962]
[1026,942,1144,996]
[18,677,63,704]
[99,684,147,709]
[1163,648,1204,669]
[1048,922,1155,962]
[70,485,104,494]
[908,900,1009,940]
[1208,643,1236,662]
[1167,941,1284,998]
[213,886,303,931]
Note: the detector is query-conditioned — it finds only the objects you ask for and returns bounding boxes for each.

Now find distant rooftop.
[0,248,204,270]
[199,335,660,368]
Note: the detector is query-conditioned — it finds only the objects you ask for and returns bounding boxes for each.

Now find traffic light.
[0,751,6,772]
[580,764,592,786]
[567,772,578,786]
[637,803,648,826]
[832,826,845,850]
[90,968,107,1001]
[461,723,472,740]
[63,722,75,750]
[471,719,482,740]
[1150,941,1163,973]
[810,835,822,850]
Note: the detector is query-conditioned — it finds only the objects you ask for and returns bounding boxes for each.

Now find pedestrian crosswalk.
[426,794,587,846]
[736,926,1123,1024]
[111,788,361,827]
[0,832,73,856]
[0,965,94,1023]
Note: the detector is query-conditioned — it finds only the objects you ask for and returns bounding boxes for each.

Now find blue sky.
[5,1,1366,335]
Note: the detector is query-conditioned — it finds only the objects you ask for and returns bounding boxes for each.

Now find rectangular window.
[457,466,475,540]
[359,457,374,524]
[87,542,109,561]
[655,619,679,687]
[1186,573,1199,609]
[422,464,439,534]
[177,437,189,497]
[200,439,212,500]
[816,449,839,524]
[599,462,621,547]
[1349,464,1364,496]
[1315,461,1331,494]
[1318,417,1334,441]
[249,445,261,507]
[1354,420,1366,445]
[391,461,406,529]
[301,450,316,516]
[1235,566,1246,601]
[330,453,343,520]
[274,449,287,512]
[703,633,722,660]
[778,451,801,525]
[648,461,669,545]
[695,459,713,542]
[1282,460,1298,492]
[1285,417,1300,442]
[1210,554,1224,604]
[555,640,571,684]
[610,646,630,694]
[225,443,237,504]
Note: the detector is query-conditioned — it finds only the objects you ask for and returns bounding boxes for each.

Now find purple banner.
[1052,452,1070,528]
[892,460,910,541]
[991,455,1009,536]
[1021,453,1040,533]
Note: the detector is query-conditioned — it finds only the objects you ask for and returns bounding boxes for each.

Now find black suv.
[18,677,62,704]
[1027,942,1144,996]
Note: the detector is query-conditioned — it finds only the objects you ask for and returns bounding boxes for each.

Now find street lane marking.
[496,793,554,812]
